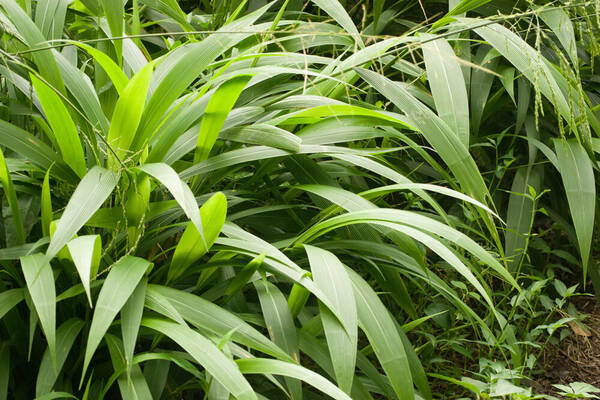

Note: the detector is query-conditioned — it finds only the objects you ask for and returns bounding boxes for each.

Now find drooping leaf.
[46,167,119,262]
[81,256,151,384]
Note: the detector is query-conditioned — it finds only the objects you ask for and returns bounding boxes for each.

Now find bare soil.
[530,296,600,398]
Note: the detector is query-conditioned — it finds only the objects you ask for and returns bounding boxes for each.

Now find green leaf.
[134,3,273,150]
[224,252,264,301]
[145,285,292,361]
[539,7,578,65]
[66,235,102,307]
[194,75,252,164]
[0,120,76,183]
[236,358,352,400]
[101,0,124,63]
[0,147,25,244]
[21,254,56,366]
[46,167,119,262]
[554,139,595,282]
[505,166,542,270]
[34,0,67,40]
[121,277,147,373]
[30,74,86,178]
[71,42,128,95]
[107,61,154,167]
[310,0,362,46]
[36,319,85,397]
[81,256,151,385]
[0,289,24,320]
[305,245,357,394]
[254,279,302,398]
[346,268,414,400]
[41,168,53,238]
[141,318,257,400]
[168,192,227,282]
[104,334,153,400]
[354,68,489,205]
[421,35,469,146]
[0,0,65,92]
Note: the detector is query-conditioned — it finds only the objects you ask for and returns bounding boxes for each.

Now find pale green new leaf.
[108,61,154,166]
[30,75,86,178]
[169,192,227,282]
[194,75,252,164]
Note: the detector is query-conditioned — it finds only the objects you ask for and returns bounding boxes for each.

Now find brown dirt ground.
[529,296,600,398]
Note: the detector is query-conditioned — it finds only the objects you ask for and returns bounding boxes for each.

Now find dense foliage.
[0,0,599,398]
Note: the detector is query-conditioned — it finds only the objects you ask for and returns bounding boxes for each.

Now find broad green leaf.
[422,35,469,146]
[539,7,578,65]
[221,124,301,153]
[104,334,152,400]
[81,256,151,384]
[0,120,76,183]
[137,163,206,246]
[121,277,147,373]
[54,50,110,137]
[139,0,191,29]
[141,318,257,400]
[0,289,24,320]
[41,168,52,237]
[21,254,56,366]
[554,139,595,281]
[145,285,292,361]
[224,253,264,301]
[306,245,357,394]
[31,74,86,178]
[36,319,85,397]
[505,166,542,271]
[470,47,500,136]
[71,42,128,95]
[66,235,101,307]
[354,68,489,204]
[346,268,414,400]
[237,358,352,400]
[169,192,227,282]
[35,0,67,39]
[107,61,154,167]
[134,3,273,150]
[310,0,362,47]
[101,0,124,63]
[0,147,25,244]
[0,0,65,92]
[466,19,586,140]
[254,279,301,399]
[46,167,119,262]
[194,75,252,164]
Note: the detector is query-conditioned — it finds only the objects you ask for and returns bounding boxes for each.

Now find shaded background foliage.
[0,0,599,399]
